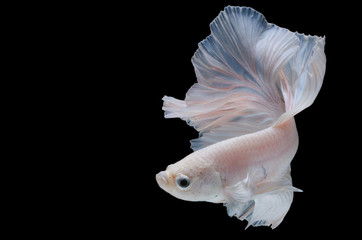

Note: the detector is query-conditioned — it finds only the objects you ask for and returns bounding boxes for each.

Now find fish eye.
[176,174,190,189]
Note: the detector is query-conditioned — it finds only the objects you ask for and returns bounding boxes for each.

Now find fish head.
[156,157,223,202]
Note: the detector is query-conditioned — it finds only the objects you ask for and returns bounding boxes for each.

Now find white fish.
[156,6,326,229]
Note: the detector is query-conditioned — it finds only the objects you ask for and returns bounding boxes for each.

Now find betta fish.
[156,6,326,229]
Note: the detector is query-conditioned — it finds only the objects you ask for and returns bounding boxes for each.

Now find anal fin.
[224,167,301,229]
[246,190,294,229]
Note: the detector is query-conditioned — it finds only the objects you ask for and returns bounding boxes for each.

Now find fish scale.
[156,6,325,229]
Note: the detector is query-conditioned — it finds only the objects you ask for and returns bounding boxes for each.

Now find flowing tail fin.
[274,34,326,126]
[162,6,326,150]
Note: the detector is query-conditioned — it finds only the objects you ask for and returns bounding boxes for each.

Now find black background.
[54,0,358,238]
[8,0,360,238]
[118,0,357,237]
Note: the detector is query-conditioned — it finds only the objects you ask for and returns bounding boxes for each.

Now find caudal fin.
[274,34,326,126]
[162,6,326,150]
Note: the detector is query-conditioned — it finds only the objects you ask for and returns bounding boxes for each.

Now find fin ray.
[274,34,326,126]
[162,6,326,150]
[223,166,301,229]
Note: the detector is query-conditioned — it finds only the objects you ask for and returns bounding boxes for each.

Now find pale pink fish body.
[156,6,326,229]
[202,118,298,187]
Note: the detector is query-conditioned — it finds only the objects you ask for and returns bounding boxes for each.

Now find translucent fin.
[246,190,294,229]
[274,34,326,126]
[162,6,326,150]
[223,174,253,218]
[224,167,301,229]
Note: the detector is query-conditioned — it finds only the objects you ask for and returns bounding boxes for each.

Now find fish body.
[201,118,298,187]
[156,6,326,229]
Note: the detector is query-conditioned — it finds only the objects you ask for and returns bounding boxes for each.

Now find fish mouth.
[156,171,170,189]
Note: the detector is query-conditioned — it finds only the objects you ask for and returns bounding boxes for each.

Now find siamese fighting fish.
[156,6,326,229]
